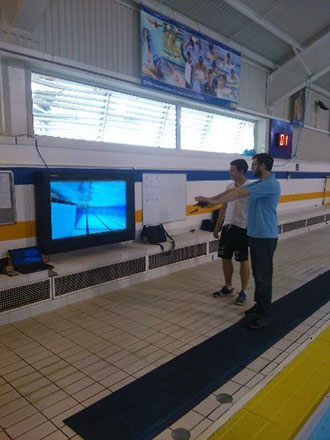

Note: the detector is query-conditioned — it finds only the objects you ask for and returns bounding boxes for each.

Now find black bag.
[200,219,214,232]
[141,224,175,251]
[200,209,220,232]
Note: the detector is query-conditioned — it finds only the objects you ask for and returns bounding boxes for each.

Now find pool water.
[295,394,330,440]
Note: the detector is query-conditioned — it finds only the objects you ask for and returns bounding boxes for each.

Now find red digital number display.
[277,133,289,147]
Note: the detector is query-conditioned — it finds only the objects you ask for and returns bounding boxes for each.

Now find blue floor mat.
[65,270,330,440]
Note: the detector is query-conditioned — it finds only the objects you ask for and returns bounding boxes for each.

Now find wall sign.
[269,119,293,159]
[140,5,241,110]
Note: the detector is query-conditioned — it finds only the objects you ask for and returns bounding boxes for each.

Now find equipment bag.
[141,224,175,251]
[200,219,214,232]
[200,208,220,232]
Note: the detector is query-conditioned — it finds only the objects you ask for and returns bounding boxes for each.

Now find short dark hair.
[252,153,274,171]
[230,159,248,174]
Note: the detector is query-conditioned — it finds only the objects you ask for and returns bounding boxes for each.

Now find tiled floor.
[0,226,329,440]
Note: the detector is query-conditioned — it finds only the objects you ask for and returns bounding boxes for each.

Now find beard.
[254,167,262,178]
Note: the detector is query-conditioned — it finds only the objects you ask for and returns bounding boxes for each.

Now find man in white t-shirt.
[212,159,250,305]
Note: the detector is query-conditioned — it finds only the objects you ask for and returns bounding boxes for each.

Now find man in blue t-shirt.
[196,153,281,329]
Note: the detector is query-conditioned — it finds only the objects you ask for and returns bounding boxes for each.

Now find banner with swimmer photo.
[140,5,240,110]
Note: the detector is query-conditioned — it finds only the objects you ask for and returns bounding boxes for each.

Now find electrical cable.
[35,139,49,169]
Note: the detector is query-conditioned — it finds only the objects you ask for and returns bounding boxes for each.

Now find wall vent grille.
[149,243,207,269]
[306,215,325,226]
[209,239,219,253]
[282,220,306,233]
[54,258,146,297]
[0,280,50,313]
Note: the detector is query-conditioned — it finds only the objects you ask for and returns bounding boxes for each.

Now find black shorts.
[218,224,249,262]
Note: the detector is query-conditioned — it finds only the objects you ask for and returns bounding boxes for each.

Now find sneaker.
[213,286,234,298]
[245,304,259,316]
[248,317,269,329]
[235,291,247,305]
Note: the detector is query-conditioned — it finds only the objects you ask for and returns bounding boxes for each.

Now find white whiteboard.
[143,173,186,225]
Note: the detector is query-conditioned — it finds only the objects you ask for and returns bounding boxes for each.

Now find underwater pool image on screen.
[50,181,127,240]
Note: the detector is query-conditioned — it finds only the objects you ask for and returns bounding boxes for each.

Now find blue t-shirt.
[245,174,281,238]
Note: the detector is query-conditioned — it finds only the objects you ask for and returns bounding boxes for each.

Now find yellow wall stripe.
[280,191,327,203]
[135,209,142,223]
[0,191,328,242]
[186,205,221,216]
[0,221,36,241]
[186,190,330,215]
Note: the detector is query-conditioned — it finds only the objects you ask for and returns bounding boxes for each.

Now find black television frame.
[35,170,135,255]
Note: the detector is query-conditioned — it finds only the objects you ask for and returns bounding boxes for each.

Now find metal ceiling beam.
[12,0,50,33]
[223,0,303,50]
[310,83,330,100]
[267,31,330,104]
[292,47,311,76]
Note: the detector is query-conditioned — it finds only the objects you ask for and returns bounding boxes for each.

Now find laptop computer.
[9,247,54,274]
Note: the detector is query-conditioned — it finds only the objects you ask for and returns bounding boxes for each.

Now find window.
[180,107,255,154]
[32,73,257,154]
[31,73,176,148]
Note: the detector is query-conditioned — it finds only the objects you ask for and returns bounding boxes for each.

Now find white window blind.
[180,107,255,154]
[32,73,255,154]
[32,73,176,148]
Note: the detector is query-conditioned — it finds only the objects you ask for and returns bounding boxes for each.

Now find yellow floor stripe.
[209,326,330,440]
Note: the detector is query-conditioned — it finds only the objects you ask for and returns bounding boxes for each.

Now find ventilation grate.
[282,219,306,233]
[0,280,50,313]
[209,239,219,253]
[307,215,325,226]
[149,243,207,269]
[54,258,146,297]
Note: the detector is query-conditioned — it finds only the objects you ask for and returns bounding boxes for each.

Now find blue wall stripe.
[1,167,328,185]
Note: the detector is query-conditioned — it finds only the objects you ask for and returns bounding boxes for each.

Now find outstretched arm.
[207,187,236,202]
[196,186,250,206]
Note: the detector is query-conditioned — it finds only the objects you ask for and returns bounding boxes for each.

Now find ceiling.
[3,0,330,103]
[154,0,330,102]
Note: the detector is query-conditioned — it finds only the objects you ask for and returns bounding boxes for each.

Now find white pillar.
[0,57,32,137]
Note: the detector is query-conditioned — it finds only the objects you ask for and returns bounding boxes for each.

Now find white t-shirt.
[223,180,251,229]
